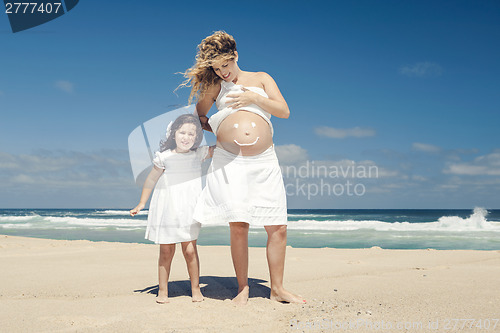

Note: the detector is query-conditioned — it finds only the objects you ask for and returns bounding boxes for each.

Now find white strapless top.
[208,80,273,135]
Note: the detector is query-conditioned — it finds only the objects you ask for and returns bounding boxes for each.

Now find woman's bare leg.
[265,225,306,303]
[229,222,250,305]
[181,240,204,302]
[157,244,176,303]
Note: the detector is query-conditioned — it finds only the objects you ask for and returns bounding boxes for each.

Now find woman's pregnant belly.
[216,111,272,156]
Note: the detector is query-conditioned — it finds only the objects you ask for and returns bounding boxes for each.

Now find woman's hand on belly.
[225,87,258,110]
[216,111,272,156]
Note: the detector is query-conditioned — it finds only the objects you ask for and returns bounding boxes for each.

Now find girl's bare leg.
[158,244,176,303]
[181,240,204,302]
[265,225,306,303]
[229,222,250,305]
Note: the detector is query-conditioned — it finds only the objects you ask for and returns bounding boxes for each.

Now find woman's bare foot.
[270,288,306,304]
[192,287,204,302]
[232,285,249,305]
[156,294,169,304]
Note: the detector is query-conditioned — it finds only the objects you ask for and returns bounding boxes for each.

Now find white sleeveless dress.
[145,146,210,244]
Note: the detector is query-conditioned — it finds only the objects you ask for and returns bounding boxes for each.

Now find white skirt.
[193,145,287,226]
[145,222,201,245]
[145,173,202,245]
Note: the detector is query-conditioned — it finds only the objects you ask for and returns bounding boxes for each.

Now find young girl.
[130,113,214,304]
[181,31,305,305]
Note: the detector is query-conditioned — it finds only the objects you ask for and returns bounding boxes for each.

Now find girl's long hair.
[177,31,237,103]
[159,114,203,152]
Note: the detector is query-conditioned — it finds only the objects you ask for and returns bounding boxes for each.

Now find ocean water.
[1,208,499,250]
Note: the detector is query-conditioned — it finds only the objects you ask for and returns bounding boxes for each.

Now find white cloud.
[399,62,443,77]
[314,126,376,139]
[275,144,309,165]
[411,175,428,182]
[376,168,401,178]
[0,149,140,207]
[55,80,75,93]
[0,149,134,188]
[412,142,441,153]
[444,152,500,176]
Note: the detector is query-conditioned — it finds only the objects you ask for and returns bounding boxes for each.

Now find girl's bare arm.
[130,166,164,216]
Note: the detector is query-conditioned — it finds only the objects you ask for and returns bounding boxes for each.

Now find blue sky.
[1,0,499,208]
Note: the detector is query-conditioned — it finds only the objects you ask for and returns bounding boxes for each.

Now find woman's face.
[212,56,239,82]
[174,123,197,152]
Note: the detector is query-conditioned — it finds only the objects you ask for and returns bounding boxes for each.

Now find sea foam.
[288,207,500,232]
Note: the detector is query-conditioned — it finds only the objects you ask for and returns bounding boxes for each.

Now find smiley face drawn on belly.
[216,111,273,155]
[232,122,260,146]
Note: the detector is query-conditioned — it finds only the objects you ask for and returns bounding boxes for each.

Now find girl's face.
[212,55,239,82]
[174,123,197,153]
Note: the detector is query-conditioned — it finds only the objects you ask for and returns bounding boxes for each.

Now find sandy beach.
[1,235,499,332]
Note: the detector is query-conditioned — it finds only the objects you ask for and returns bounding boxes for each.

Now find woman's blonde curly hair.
[178,31,237,103]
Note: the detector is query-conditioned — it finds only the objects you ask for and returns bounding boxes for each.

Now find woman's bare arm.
[196,84,220,132]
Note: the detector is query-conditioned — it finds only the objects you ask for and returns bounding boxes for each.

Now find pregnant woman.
[182,31,305,305]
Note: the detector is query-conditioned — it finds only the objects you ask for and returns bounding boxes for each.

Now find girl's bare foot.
[156,294,169,304]
[192,287,204,302]
[231,285,249,305]
[270,288,306,304]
